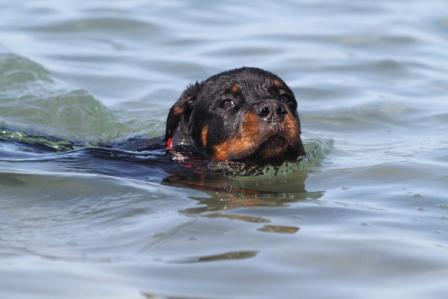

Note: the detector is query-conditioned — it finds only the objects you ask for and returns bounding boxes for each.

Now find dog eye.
[220,99,235,109]
[279,91,291,100]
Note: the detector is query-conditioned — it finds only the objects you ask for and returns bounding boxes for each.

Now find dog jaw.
[212,110,302,162]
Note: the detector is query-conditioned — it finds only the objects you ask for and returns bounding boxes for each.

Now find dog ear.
[165,82,203,149]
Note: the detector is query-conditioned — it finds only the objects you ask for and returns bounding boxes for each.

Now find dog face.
[165,67,305,165]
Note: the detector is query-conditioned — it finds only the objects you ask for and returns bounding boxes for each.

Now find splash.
[0,128,76,152]
[208,138,333,177]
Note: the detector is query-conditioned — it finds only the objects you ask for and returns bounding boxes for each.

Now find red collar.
[165,137,173,150]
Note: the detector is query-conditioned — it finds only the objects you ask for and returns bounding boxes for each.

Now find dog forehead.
[213,69,273,86]
[200,73,275,100]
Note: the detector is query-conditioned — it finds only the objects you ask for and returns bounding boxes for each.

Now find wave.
[0,52,130,142]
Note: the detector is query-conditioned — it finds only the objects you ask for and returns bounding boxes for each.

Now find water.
[1,1,448,298]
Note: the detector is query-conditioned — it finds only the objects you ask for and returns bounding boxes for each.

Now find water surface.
[1,1,448,298]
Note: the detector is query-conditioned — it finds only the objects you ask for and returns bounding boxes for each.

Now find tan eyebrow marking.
[272,79,283,88]
[230,83,241,95]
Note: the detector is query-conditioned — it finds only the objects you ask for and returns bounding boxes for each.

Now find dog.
[165,67,305,166]
[0,67,305,179]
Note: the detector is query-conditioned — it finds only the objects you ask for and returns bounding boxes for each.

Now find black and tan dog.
[165,67,305,166]
[0,67,305,178]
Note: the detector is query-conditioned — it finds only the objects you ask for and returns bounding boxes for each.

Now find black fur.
[166,67,305,164]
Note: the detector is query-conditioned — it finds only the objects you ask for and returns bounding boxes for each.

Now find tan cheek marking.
[284,112,300,142]
[201,125,208,147]
[213,112,261,161]
[213,144,228,161]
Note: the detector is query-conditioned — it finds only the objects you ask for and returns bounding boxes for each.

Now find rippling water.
[1,1,448,298]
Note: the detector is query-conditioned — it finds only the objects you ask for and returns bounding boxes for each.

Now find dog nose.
[256,99,287,122]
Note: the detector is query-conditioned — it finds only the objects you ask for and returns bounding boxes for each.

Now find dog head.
[165,67,305,165]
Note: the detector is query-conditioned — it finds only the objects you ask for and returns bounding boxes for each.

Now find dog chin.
[240,135,299,165]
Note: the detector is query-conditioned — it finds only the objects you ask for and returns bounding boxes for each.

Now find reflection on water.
[1,0,448,298]
[170,250,258,264]
[205,213,269,223]
[257,225,300,234]
[184,183,323,213]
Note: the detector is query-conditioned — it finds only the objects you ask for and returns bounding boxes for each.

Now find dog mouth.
[211,111,305,164]
[241,134,300,164]
[258,135,289,153]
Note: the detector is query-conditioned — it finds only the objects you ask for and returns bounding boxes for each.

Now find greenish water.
[1,1,448,298]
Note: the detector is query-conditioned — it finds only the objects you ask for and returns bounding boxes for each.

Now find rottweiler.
[165,67,305,166]
[0,67,305,178]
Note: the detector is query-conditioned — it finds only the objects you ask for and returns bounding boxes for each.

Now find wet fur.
[165,67,305,165]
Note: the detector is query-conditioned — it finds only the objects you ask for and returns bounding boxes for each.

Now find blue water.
[1,1,448,298]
